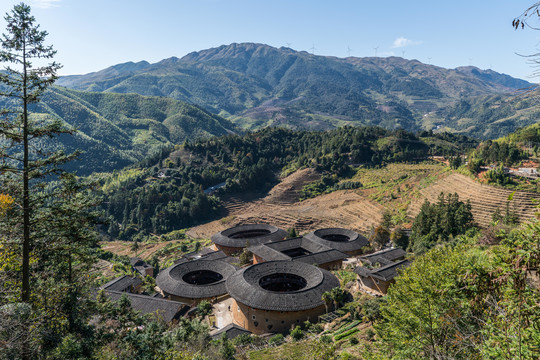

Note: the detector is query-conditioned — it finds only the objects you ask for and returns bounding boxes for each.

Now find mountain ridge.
[56,42,537,138]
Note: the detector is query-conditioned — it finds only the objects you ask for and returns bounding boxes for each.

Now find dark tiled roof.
[202,250,241,266]
[135,264,153,275]
[156,259,237,299]
[100,275,142,292]
[374,260,409,281]
[211,224,287,248]
[354,260,410,282]
[294,249,347,266]
[265,237,329,254]
[210,323,252,340]
[248,244,290,261]
[177,249,239,265]
[226,261,340,312]
[248,237,347,266]
[174,258,189,265]
[360,248,406,266]
[201,250,232,261]
[105,291,190,322]
[130,257,145,267]
[184,247,219,260]
[304,228,369,253]
[353,266,372,277]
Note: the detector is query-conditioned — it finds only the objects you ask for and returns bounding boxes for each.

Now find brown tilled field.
[188,168,385,239]
[408,173,539,227]
[188,190,385,239]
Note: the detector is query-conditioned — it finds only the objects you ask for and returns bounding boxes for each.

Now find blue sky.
[1,0,539,81]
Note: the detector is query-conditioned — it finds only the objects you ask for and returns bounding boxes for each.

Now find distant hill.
[437,92,540,139]
[57,43,537,137]
[24,87,237,175]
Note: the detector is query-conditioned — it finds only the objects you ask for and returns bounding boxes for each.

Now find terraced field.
[265,168,320,204]
[188,190,385,239]
[408,173,539,227]
[188,168,384,239]
[189,166,539,240]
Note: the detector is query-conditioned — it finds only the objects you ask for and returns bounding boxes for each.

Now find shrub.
[320,334,332,343]
[196,300,213,318]
[363,298,385,322]
[232,334,252,346]
[268,333,284,345]
[238,249,252,265]
[290,326,304,341]
[391,227,408,249]
[485,164,512,186]
[334,181,362,190]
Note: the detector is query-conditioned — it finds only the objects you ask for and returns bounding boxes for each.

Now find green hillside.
[21,87,237,174]
[56,43,536,137]
[435,92,540,139]
[100,126,477,242]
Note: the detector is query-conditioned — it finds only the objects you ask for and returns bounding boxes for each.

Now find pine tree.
[0,2,69,304]
[0,4,87,359]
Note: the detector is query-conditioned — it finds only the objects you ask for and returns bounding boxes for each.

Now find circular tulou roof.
[211,224,287,249]
[226,261,340,312]
[304,228,368,253]
[156,260,236,299]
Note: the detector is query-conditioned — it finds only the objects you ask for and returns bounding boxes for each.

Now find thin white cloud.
[31,0,62,9]
[392,37,422,48]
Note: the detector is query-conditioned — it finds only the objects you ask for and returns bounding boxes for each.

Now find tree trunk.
[22,40,30,303]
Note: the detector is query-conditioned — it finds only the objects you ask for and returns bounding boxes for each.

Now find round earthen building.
[157,259,236,304]
[226,260,340,334]
[304,228,368,256]
[211,224,287,256]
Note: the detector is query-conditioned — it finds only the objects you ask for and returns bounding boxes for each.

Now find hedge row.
[333,320,361,336]
[334,328,360,341]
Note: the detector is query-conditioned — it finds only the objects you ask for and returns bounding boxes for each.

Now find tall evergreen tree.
[409,192,475,254]
[0,4,87,359]
[0,2,68,303]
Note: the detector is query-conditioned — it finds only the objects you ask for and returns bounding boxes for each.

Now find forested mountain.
[12,86,237,175]
[57,43,537,137]
[437,92,540,139]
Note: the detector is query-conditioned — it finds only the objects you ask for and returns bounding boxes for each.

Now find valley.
[1,2,539,356]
